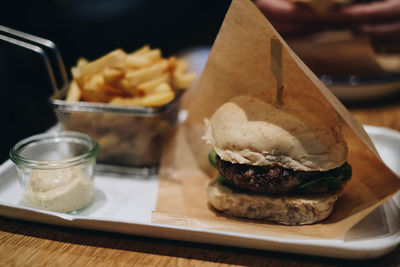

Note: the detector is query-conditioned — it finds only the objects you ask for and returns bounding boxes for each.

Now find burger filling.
[209,150,351,194]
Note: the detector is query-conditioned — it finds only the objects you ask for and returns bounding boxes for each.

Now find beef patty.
[217,156,328,194]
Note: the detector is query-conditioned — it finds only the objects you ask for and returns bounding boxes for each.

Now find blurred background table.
[1,93,400,266]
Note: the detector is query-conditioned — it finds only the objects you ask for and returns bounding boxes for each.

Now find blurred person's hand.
[254,0,321,36]
[335,0,400,53]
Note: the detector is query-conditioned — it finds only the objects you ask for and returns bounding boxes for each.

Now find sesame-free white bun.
[207,178,341,225]
[203,95,347,171]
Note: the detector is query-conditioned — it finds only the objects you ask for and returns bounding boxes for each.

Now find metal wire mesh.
[51,90,182,171]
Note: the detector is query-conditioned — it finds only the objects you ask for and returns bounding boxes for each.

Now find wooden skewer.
[270,37,282,106]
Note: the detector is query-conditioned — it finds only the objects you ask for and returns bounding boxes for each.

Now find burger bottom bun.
[207,178,342,225]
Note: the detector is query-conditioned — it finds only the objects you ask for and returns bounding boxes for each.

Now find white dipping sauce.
[24,166,93,212]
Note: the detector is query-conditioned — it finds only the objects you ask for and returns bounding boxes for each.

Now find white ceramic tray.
[1,125,399,259]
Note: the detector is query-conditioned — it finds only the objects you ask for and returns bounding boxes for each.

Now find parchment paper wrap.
[152,0,400,239]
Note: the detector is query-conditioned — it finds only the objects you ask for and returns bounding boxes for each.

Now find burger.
[203,95,352,225]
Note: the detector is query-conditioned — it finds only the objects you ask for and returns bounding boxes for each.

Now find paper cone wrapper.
[152,0,400,239]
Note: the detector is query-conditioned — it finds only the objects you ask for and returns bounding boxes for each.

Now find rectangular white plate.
[1,125,399,259]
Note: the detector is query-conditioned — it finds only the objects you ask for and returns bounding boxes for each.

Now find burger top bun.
[203,95,347,171]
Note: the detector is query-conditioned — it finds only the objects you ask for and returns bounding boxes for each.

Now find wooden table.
[1,93,400,266]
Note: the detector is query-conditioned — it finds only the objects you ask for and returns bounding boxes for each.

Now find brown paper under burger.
[152,0,400,239]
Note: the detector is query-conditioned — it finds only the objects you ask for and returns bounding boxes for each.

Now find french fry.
[153,82,173,94]
[125,49,162,68]
[141,91,175,106]
[101,83,124,95]
[90,71,124,95]
[77,58,89,67]
[103,67,124,84]
[173,72,196,89]
[173,58,188,73]
[171,58,195,89]
[80,74,116,102]
[124,60,169,87]
[129,45,151,56]
[71,66,81,79]
[144,48,162,59]
[82,73,105,89]
[117,78,137,96]
[125,56,149,69]
[168,56,176,67]
[75,49,126,79]
[136,73,170,93]
[81,86,114,102]
[66,80,81,102]
[110,90,175,107]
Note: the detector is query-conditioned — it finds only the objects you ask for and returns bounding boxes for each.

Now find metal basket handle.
[0,25,68,93]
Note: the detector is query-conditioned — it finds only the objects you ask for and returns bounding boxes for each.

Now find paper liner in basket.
[153,0,400,239]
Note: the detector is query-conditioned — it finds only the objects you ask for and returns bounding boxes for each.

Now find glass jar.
[9,131,99,213]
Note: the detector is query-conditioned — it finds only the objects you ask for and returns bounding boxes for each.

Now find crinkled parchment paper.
[152,0,400,239]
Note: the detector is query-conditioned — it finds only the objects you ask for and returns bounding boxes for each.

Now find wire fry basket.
[51,89,182,175]
[1,25,183,175]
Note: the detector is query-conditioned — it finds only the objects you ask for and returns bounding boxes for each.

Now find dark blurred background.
[0,0,230,162]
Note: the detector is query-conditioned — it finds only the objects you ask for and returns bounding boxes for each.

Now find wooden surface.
[1,93,400,266]
[349,94,400,132]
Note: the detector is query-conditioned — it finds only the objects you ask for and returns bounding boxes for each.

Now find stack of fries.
[66,46,195,107]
